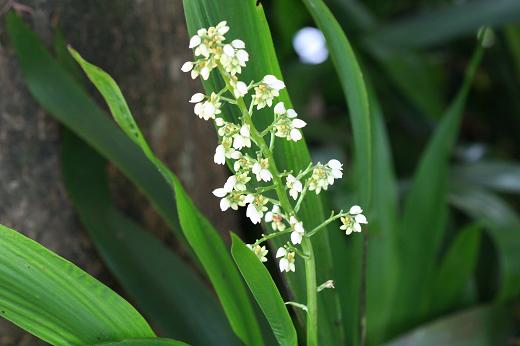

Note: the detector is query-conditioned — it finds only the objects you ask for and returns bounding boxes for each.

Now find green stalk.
[219,68,318,345]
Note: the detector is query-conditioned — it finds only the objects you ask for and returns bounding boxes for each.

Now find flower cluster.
[182,21,367,273]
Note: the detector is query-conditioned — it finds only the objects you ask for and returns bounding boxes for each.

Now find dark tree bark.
[0,1,238,343]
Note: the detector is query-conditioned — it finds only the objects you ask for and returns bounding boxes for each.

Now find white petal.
[349,205,363,215]
[223,176,237,192]
[233,135,245,149]
[345,226,353,235]
[232,39,245,49]
[244,194,255,204]
[355,214,368,224]
[189,35,201,48]
[215,118,225,126]
[265,212,273,222]
[274,102,286,115]
[272,205,281,213]
[327,159,342,170]
[214,145,226,165]
[235,81,248,97]
[354,223,362,232]
[260,170,272,182]
[291,231,303,245]
[236,50,249,63]
[223,44,234,56]
[294,180,303,192]
[181,61,193,72]
[294,222,304,234]
[289,263,296,272]
[189,93,205,103]
[276,247,286,258]
[200,66,210,80]
[291,119,307,129]
[212,187,227,198]
[290,129,302,141]
[220,198,230,211]
[279,258,289,272]
[252,162,261,175]
[286,109,297,118]
[240,124,250,137]
[289,188,298,200]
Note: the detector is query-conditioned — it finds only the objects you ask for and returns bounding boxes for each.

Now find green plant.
[2,0,520,345]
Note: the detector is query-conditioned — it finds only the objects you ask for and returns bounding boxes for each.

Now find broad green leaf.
[97,338,189,346]
[231,234,298,346]
[61,130,239,345]
[393,40,484,333]
[183,1,342,344]
[301,1,373,345]
[430,224,482,317]
[69,49,262,345]
[365,0,520,49]
[384,304,513,346]
[0,223,154,345]
[5,12,183,241]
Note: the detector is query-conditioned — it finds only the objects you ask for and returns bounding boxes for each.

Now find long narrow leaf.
[393,39,484,333]
[0,224,154,345]
[61,130,239,345]
[69,49,263,345]
[97,338,189,346]
[231,234,298,346]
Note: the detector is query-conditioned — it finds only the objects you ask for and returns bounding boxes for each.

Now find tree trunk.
[0,1,237,343]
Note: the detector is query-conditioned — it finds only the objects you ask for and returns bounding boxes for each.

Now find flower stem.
[220,67,319,346]
[306,212,346,238]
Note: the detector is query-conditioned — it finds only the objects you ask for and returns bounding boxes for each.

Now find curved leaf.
[69,49,262,345]
[0,224,154,345]
[61,130,239,345]
[231,234,297,346]
[97,338,189,346]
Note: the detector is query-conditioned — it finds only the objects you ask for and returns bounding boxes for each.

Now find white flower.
[189,35,201,49]
[230,77,248,98]
[220,40,249,75]
[265,205,286,231]
[233,153,254,172]
[272,103,307,142]
[327,159,343,179]
[233,124,252,150]
[340,205,368,235]
[289,216,304,245]
[193,92,221,120]
[276,247,296,272]
[214,137,240,165]
[252,158,273,182]
[245,195,269,224]
[247,244,268,262]
[286,174,303,200]
[213,188,250,211]
[252,75,285,109]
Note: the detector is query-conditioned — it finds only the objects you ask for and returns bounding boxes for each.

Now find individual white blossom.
[230,76,248,98]
[193,92,221,120]
[289,216,305,245]
[276,247,296,272]
[213,190,252,212]
[247,244,268,262]
[340,205,368,235]
[308,160,343,194]
[220,40,249,75]
[233,153,254,173]
[327,159,343,180]
[252,158,273,182]
[214,137,241,165]
[233,124,252,150]
[246,195,269,224]
[252,75,285,109]
[272,102,307,141]
[286,174,303,200]
[265,205,286,231]
[233,172,251,191]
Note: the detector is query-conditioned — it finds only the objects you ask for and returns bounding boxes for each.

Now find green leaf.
[365,0,520,49]
[384,304,513,346]
[301,1,373,344]
[231,234,298,346]
[61,130,239,345]
[393,39,484,332]
[430,224,482,316]
[68,48,263,346]
[182,1,342,344]
[0,223,155,345]
[4,12,182,241]
[96,338,189,346]
[451,161,520,194]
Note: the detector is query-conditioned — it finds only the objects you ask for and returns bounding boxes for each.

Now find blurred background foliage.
[2,0,520,345]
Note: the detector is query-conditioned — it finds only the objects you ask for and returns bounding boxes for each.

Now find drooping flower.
[252,75,285,109]
[193,92,221,120]
[246,194,269,224]
[232,124,252,150]
[230,76,248,98]
[247,244,268,262]
[214,137,240,165]
[265,205,286,231]
[276,247,296,272]
[252,158,273,182]
[289,216,305,245]
[340,205,368,235]
[286,174,303,200]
